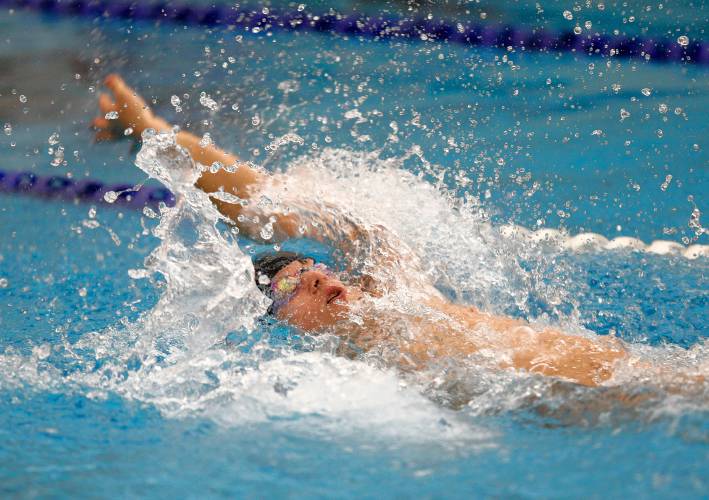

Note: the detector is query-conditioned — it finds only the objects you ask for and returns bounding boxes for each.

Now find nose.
[303,270,346,302]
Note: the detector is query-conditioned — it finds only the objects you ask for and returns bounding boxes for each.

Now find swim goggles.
[269,262,334,312]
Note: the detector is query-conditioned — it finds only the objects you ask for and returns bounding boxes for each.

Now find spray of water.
[1,131,706,436]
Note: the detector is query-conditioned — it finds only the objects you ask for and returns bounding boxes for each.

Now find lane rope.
[1,168,706,259]
[1,0,707,65]
[0,168,175,209]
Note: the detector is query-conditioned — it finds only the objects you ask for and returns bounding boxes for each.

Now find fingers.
[91,116,116,142]
[104,73,146,112]
[98,92,118,115]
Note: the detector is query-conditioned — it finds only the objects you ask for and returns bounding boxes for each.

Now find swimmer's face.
[271,259,352,331]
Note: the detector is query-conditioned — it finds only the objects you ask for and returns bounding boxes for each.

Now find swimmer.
[92,74,701,390]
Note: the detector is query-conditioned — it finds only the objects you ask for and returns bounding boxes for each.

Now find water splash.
[0,134,706,437]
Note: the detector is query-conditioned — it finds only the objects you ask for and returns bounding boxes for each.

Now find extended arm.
[93,74,297,237]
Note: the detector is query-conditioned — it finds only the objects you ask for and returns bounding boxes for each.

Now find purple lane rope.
[0,168,175,209]
[1,0,707,65]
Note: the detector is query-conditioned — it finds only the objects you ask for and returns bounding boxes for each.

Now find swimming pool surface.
[1,1,707,498]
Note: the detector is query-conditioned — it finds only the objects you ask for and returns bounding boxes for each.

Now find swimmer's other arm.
[93,74,298,238]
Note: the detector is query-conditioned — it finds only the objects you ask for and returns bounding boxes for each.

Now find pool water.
[1,2,708,498]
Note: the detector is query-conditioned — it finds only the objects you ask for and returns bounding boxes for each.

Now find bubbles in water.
[563,10,573,20]
[48,132,60,145]
[103,191,118,203]
[3,123,11,136]
[641,88,652,97]
[677,35,689,46]
[105,111,119,120]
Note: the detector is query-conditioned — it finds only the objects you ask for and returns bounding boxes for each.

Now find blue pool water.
[1,2,708,498]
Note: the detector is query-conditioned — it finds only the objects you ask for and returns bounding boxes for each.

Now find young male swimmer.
[93,74,694,389]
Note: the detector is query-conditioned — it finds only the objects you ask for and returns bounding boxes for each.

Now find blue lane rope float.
[1,0,708,65]
[1,168,706,258]
[0,168,175,209]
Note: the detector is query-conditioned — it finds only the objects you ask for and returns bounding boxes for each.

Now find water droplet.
[563,10,573,20]
[251,115,261,127]
[257,274,270,285]
[496,158,505,166]
[123,127,133,136]
[231,103,239,111]
[479,12,487,19]
[50,146,64,167]
[19,95,27,103]
[658,103,668,114]
[573,26,582,35]
[48,132,60,145]
[104,191,118,203]
[88,207,96,218]
[171,95,181,107]
[0,278,8,288]
[3,123,11,136]
[199,92,219,111]
[584,20,592,29]
[78,287,87,297]
[105,111,119,120]
[677,35,689,47]
[260,223,274,240]
[660,174,673,191]
[641,88,652,96]
[142,206,157,218]
[199,133,213,148]
[619,108,630,121]
[656,129,664,138]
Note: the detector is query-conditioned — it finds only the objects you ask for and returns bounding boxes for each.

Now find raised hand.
[92,74,168,142]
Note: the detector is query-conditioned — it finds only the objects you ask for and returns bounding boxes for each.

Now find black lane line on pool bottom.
[0,169,175,209]
[1,0,707,65]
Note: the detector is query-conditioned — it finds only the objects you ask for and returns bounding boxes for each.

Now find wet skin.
[271,259,362,331]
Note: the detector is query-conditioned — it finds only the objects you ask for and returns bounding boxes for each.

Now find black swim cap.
[253,251,310,313]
